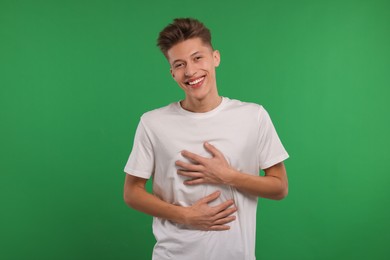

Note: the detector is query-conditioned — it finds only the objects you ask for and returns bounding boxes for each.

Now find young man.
[123,18,289,260]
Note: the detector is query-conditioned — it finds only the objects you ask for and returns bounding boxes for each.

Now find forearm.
[124,184,185,224]
[123,175,237,231]
[177,143,288,200]
[226,164,288,200]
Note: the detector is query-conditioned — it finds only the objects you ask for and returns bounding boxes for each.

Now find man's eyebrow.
[171,51,202,65]
[190,51,201,57]
[171,58,183,65]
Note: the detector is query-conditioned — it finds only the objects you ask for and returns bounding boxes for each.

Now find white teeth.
[189,77,204,85]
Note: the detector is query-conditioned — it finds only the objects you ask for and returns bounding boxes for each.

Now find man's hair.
[157,18,213,58]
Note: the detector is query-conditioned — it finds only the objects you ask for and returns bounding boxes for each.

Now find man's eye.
[175,63,184,68]
[195,56,202,60]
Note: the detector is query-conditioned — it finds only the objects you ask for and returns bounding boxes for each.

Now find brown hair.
[157,18,213,58]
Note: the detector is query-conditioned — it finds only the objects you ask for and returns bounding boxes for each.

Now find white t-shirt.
[124,97,289,260]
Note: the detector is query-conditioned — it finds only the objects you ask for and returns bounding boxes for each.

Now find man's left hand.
[175,142,236,185]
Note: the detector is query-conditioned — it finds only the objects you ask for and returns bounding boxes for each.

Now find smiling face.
[167,37,221,107]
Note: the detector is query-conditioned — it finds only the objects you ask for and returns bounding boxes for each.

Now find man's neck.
[180,95,222,113]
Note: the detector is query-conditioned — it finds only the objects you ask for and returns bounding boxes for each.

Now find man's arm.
[226,162,287,200]
[123,174,237,230]
[176,142,288,200]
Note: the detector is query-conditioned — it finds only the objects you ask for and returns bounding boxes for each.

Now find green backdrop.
[1,0,389,259]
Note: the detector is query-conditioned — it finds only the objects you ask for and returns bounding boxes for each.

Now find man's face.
[167,38,220,101]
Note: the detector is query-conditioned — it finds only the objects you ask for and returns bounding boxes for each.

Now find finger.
[184,178,205,185]
[204,142,223,158]
[213,206,237,220]
[181,150,206,164]
[175,160,203,172]
[177,170,203,179]
[199,191,221,204]
[213,215,236,226]
[208,225,231,231]
[212,199,235,213]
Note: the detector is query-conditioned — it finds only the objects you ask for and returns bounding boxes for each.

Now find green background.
[1,0,389,259]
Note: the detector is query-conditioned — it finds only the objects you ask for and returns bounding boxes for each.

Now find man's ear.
[170,68,175,79]
[213,50,221,67]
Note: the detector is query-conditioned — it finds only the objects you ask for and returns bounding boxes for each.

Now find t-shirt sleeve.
[257,106,289,170]
[123,119,154,179]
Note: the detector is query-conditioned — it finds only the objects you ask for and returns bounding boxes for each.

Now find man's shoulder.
[225,97,264,113]
[140,102,177,122]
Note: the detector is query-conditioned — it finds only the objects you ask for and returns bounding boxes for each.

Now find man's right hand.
[124,175,236,231]
[181,191,237,231]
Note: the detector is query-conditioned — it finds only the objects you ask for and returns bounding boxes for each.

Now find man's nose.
[184,62,196,77]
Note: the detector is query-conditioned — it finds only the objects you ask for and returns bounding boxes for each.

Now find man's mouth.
[186,76,205,88]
